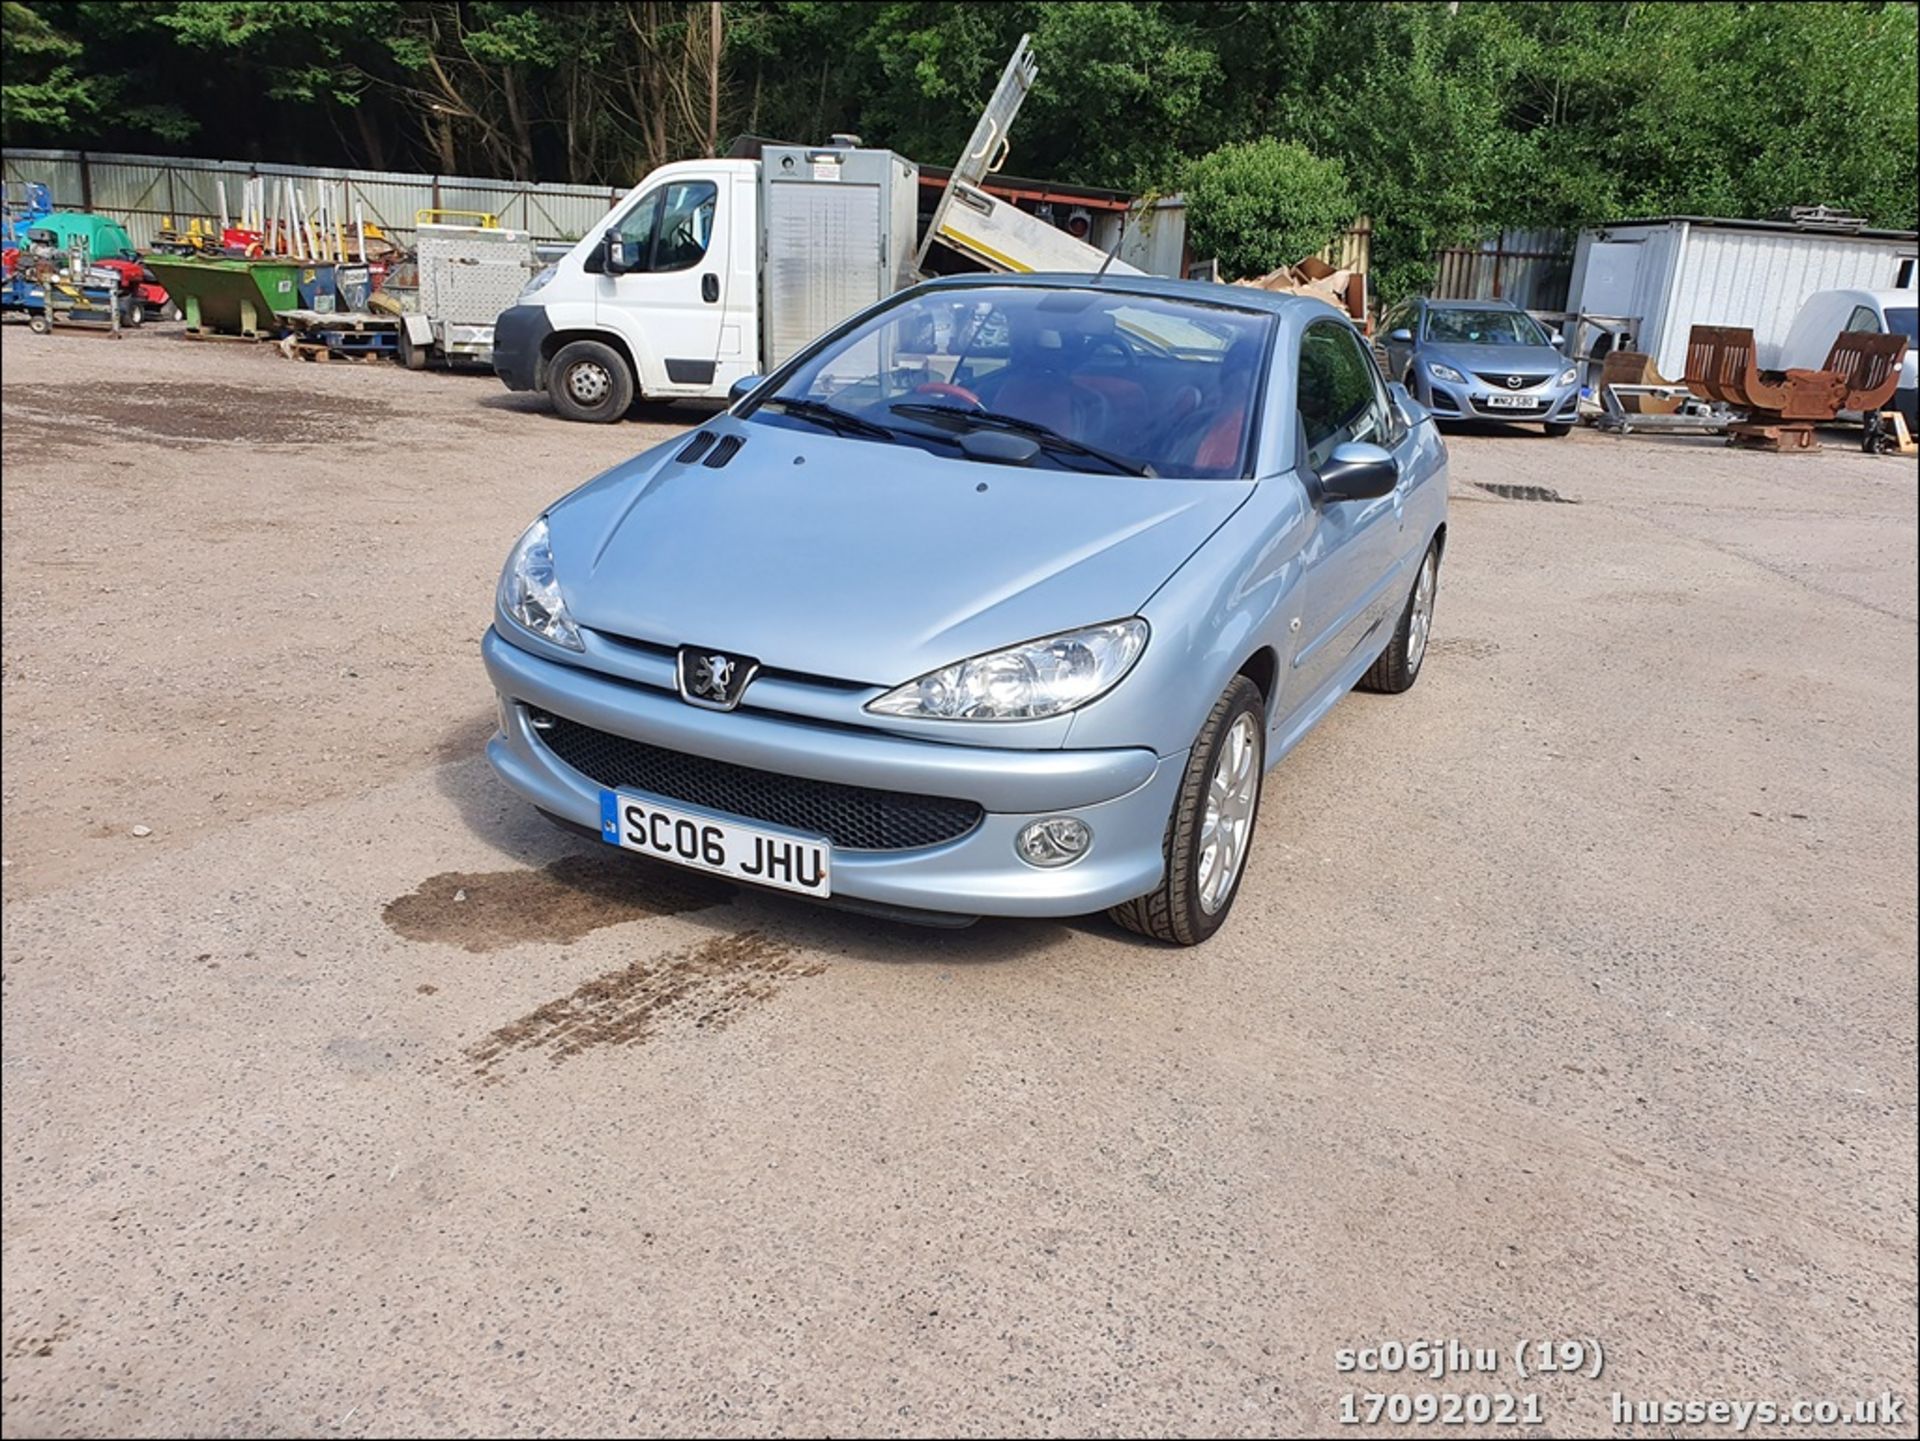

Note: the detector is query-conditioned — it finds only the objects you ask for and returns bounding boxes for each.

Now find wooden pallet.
[280,308,397,334]
[278,336,391,364]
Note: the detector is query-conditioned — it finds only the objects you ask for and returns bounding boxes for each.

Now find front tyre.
[1544,421,1574,437]
[1359,541,1439,695]
[548,339,634,423]
[1109,675,1265,946]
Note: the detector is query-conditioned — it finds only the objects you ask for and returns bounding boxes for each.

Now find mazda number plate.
[1484,393,1537,409]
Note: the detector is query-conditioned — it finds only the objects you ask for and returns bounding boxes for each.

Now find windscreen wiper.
[762,397,899,442]
[888,402,1154,476]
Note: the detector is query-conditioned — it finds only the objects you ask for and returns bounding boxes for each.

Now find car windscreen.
[752,286,1275,479]
[1885,307,1918,344]
[1422,308,1549,347]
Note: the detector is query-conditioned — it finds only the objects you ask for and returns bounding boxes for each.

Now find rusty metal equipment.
[1594,348,1730,436]
[1683,325,1907,452]
[1600,350,1683,413]
[1821,330,1909,415]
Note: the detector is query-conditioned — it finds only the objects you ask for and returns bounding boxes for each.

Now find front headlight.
[519,263,557,300]
[1556,366,1577,387]
[867,619,1148,721]
[1427,361,1467,385]
[497,516,582,651]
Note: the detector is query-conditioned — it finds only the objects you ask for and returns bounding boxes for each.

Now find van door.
[595,177,727,396]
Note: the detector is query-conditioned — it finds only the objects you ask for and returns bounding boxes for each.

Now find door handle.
[701,273,719,303]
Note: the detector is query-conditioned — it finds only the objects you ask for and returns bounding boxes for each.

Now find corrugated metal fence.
[2,147,628,250]
[1432,227,1573,311]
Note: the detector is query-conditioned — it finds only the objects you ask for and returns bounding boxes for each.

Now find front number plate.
[1483,393,1537,409]
[600,791,831,897]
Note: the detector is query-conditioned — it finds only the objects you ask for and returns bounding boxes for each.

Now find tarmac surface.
[3,324,1916,1436]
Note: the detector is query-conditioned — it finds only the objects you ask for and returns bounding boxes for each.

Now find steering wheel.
[912,380,984,410]
[1084,335,1136,371]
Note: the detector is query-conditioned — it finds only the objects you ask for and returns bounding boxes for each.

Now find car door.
[595,177,727,395]
[1287,321,1409,703]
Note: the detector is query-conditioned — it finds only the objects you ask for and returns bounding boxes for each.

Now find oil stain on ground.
[384,851,728,953]
[463,930,824,1083]
[2,382,390,456]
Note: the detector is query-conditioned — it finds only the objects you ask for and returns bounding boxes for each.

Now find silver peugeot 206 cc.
[484,274,1448,944]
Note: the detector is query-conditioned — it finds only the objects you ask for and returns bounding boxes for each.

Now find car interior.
[939,303,1266,478]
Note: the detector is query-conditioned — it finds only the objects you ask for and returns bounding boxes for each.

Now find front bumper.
[481,628,1181,919]
[491,304,553,392]
[1421,373,1579,425]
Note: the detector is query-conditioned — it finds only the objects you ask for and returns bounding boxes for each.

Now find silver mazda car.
[485,275,1448,944]
[1374,297,1579,436]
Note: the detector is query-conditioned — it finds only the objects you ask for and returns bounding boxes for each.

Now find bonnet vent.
[702,435,746,468]
[675,431,717,464]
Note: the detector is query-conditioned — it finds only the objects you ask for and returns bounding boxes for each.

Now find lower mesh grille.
[534,713,983,852]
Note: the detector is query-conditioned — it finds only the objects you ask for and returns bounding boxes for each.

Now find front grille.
[1473,371,1551,389]
[534,714,983,852]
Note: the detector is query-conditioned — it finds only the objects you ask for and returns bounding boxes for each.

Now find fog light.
[1016,816,1092,868]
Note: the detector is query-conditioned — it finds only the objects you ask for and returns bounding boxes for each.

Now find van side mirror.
[1318,441,1399,501]
[602,229,640,275]
[728,374,764,406]
[1388,327,1413,344]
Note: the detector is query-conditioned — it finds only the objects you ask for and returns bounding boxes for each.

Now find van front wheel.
[548,340,634,423]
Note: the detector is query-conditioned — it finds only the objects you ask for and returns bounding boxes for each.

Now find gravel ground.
[3,323,1915,1438]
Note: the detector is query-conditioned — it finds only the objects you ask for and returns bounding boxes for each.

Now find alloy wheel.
[1197,712,1260,915]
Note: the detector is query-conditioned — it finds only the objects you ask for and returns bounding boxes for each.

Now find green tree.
[1182,138,1354,280]
[1,1,92,131]
[2,0,1913,295]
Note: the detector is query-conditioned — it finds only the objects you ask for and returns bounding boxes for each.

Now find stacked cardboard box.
[1233,254,1370,331]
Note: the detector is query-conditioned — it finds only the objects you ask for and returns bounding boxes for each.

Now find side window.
[615,190,661,251]
[1845,304,1882,334]
[652,181,716,271]
[613,181,716,272]
[1369,354,1407,447]
[1298,323,1388,469]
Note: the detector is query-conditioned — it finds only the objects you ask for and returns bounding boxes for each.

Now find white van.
[1778,288,1918,426]
[490,36,1137,423]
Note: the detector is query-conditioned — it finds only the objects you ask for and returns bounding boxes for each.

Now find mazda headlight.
[1427,361,1467,385]
[867,620,1148,721]
[1556,366,1578,387]
[497,516,582,651]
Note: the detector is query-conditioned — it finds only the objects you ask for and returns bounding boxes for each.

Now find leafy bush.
[1182,138,1355,280]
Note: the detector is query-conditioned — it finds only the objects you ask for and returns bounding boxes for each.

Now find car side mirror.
[728,374,764,406]
[602,229,640,275]
[1388,327,1413,344]
[1548,328,1564,347]
[1318,441,1399,501]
